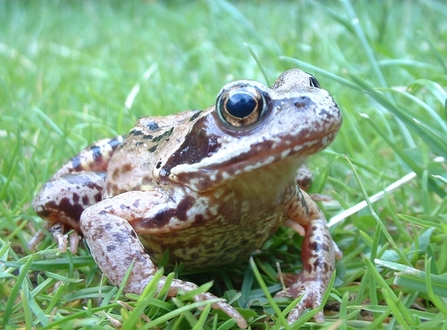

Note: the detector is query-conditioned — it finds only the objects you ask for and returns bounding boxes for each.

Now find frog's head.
[164,69,342,192]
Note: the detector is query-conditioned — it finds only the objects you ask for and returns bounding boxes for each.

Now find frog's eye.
[217,86,266,128]
[308,75,321,88]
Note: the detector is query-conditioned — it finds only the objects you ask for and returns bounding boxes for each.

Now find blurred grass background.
[1,0,447,329]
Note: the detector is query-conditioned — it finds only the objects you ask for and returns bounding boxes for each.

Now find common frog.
[32,69,343,328]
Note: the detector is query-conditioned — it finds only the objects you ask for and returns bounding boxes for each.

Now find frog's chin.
[169,132,337,192]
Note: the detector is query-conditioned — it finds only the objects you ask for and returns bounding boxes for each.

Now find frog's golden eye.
[308,75,321,88]
[217,86,266,128]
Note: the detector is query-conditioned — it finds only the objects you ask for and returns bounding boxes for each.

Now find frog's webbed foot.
[28,222,81,254]
[47,222,80,254]
[28,222,51,251]
[276,271,327,324]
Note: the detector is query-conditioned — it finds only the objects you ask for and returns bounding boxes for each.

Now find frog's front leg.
[280,190,342,324]
[80,191,248,329]
[31,136,124,253]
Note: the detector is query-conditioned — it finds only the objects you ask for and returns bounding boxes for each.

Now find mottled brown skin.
[32,69,343,328]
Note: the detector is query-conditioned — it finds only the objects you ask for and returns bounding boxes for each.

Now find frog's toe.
[286,297,326,324]
[68,231,80,254]
[286,303,304,324]
[193,291,247,328]
[213,300,247,329]
[169,279,247,328]
[49,223,69,252]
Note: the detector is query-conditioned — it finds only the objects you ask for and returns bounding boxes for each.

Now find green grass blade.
[376,258,447,298]
[352,75,447,158]
[364,258,415,329]
[250,257,289,328]
[3,257,33,327]
[340,0,387,87]
[360,113,445,197]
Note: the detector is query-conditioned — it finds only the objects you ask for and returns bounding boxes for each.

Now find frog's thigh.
[33,172,106,231]
[80,190,169,294]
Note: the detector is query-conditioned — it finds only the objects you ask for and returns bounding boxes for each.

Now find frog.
[31,68,343,328]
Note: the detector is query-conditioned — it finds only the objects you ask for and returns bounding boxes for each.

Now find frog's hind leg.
[31,136,124,252]
[52,136,125,178]
[32,136,125,230]
[33,172,107,231]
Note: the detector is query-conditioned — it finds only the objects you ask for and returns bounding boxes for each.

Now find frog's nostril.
[293,96,312,108]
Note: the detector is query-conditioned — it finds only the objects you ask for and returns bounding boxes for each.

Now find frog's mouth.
[169,130,338,192]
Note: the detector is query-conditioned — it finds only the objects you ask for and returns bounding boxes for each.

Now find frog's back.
[103,109,205,198]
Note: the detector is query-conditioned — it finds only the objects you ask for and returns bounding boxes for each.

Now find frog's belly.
[139,213,285,269]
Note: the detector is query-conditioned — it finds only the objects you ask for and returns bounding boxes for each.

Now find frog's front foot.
[136,276,248,328]
[276,272,329,324]
[280,218,342,324]
[169,279,248,328]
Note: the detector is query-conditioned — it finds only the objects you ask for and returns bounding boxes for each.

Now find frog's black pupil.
[309,76,320,88]
[226,92,256,118]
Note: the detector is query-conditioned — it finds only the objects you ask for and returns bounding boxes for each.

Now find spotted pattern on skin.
[33,172,106,231]
[53,136,124,179]
[136,187,291,268]
[103,110,209,198]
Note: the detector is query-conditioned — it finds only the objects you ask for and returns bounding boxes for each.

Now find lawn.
[1,0,447,329]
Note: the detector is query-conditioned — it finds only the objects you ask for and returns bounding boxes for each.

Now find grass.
[1,0,447,328]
